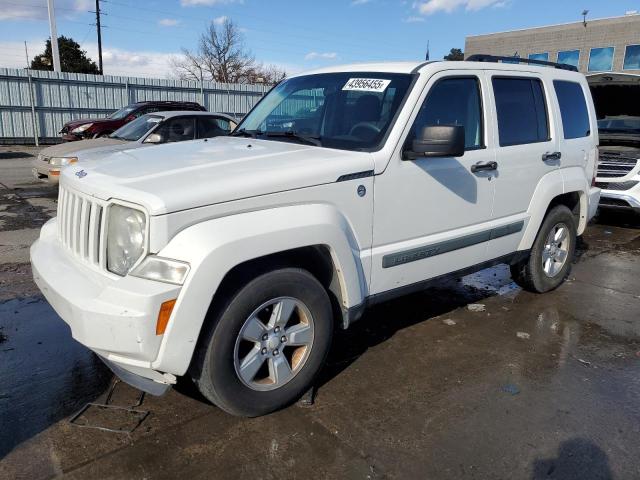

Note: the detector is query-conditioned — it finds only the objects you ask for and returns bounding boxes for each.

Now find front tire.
[510,205,577,293]
[191,268,333,417]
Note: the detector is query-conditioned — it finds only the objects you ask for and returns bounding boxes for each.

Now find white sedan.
[32,111,237,184]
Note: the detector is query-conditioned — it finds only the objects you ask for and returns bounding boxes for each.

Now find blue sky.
[0,0,638,78]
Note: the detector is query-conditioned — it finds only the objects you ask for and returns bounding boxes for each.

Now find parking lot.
[1,145,639,479]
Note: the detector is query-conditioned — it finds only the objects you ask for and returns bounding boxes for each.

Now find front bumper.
[31,218,181,394]
[597,181,640,211]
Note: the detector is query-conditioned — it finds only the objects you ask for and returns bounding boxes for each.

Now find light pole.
[46,0,61,72]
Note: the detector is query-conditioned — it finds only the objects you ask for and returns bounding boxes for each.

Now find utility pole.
[24,42,39,146]
[95,0,103,74]
[46,0,61,72]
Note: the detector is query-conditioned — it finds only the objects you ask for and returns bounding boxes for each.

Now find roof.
[291,61,431,77]
[150,111,236,121]
[290,60,584,78]
[133,100,203,105]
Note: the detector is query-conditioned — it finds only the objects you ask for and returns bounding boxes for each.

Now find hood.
[61,136,374,215]
[39,138,130,159]
[64,117,121,129]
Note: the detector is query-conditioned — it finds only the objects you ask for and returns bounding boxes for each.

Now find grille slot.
[595,181,639,191]
[57,186,104,266]
[597,151,639,179]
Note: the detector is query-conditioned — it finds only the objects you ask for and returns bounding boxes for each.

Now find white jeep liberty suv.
[31,56,601,416]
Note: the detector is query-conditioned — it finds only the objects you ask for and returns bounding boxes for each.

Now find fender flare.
[517,168,588,251]
[151,203,367,375]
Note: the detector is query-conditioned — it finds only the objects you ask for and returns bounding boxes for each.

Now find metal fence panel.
[0,67,269,144]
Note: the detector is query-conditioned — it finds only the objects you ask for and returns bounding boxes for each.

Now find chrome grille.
[597,151,639,178]
[57,186,104,266]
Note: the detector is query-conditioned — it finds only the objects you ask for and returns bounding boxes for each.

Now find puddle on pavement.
[0,297,112,458]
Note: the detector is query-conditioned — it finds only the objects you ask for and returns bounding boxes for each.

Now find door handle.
[471,161,498,173]
[542,151,562,162]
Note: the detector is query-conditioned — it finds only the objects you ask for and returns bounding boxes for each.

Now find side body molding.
[152,203,367,376]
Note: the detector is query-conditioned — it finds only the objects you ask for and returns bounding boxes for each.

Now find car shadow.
[0,151,34,159]
[530,438,613,480]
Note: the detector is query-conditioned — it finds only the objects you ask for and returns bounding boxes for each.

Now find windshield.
[598,116,640,134]
[236,72,414,151]
[108,105,137,120]
[110,115,163,141]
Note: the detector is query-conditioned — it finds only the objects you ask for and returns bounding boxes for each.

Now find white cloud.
[0,0,88,21]
[213,15,228,25]
[351,0,372,5]
[305,52,338,61]
[414,0,506,15]
[158,18,180,27]
[403,16,425,22]
[180,0,243,6]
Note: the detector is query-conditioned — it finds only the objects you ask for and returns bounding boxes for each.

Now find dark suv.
[59,101,206,141]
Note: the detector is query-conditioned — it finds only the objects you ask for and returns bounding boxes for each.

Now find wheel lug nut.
[281,336,286,343]
[261,347,267,355]
[273,349,279,356]
[274,326,280,333]
[262,334,268,341]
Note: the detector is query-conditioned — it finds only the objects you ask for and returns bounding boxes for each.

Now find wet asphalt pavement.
[1,146,640,479]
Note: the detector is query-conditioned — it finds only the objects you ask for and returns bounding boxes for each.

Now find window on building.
[588,47,614,72]
[623,45,640,70]
[492,77,549,146]
[528,52,549,62]
[553,81,590,139]
[557,50,580,68]
[407,77,484,150]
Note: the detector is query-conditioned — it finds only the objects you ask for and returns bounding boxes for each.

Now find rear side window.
[553,80,590,139]
[492,77,549,146]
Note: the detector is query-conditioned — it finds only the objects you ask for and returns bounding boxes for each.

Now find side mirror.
[405,125,465,160]
[144,133,163,144]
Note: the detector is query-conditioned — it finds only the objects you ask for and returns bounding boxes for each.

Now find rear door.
[488,73,560,258]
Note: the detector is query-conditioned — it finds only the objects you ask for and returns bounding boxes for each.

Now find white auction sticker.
[343,78,391,93]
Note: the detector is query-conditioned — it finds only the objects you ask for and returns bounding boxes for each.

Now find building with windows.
[464,13,640,74]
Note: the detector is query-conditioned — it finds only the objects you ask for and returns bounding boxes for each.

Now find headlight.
[48,156,78,166]
[106,204,147,276]
[71,123,93,134]
[131,256,190,285]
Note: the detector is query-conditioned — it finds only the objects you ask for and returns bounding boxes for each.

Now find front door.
[370,72,498,296]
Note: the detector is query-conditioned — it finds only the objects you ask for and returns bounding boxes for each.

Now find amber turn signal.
[156,299,177,335]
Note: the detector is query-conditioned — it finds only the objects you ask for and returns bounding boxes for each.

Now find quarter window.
[492,77,549,147]
[553,81,590,139]
[623,45,640,70]
[588,47,614,72]
[407,77,483,150]
[557,50,580,68]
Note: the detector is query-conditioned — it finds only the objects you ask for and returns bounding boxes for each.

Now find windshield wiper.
[263,130,322,147]
[231,128,262,138]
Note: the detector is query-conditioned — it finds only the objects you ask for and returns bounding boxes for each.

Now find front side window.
[406,77,483,150]
[235,72,414,151]
[492,77,549,147]
[110,115,163,141]
[623,45,640,70]
[588,47,614,72]
[528,52,549,62]
[153,117,196,143]
[197,117,231,139]
[553,81,590,139]
[557,50,580,68]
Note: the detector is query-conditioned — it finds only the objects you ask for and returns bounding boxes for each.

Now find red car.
[59,101,206,141]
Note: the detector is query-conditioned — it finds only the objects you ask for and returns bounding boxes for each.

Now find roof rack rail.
[466,54,579,72]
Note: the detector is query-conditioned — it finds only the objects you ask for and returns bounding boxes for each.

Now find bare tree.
[171,18,285,85]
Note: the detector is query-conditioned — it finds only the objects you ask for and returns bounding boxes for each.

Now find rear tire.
[510,205,576,293]
[191,268,333,417]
